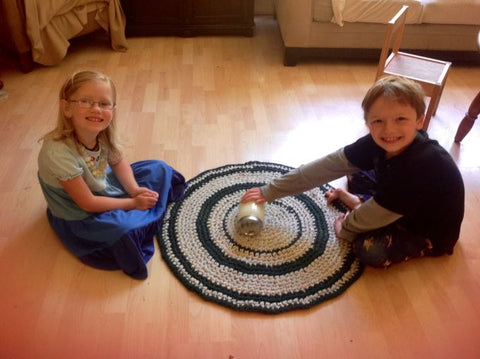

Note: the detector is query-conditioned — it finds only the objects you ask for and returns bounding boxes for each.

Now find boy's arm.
[338,198,403,241]
[261,148,360,202]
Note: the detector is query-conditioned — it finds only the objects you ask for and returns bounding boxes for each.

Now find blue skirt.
[47,160,186,279]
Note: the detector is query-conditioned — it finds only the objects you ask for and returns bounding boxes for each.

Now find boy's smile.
[366,96,424,158]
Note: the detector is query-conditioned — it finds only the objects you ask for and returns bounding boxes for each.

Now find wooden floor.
[1,16,479,359]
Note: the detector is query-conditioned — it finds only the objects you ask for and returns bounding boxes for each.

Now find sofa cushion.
[329,0,423,26]
[421,0,480,25]
[313,0,334,22]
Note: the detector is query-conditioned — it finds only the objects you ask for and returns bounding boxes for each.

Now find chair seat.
[385,52,450,87]
[376,6,452,130]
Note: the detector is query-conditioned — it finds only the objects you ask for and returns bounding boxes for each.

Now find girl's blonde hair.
[362,76,426,119]
[42,70,121,157]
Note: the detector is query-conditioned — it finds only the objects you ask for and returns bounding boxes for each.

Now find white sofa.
[274,0,480,65]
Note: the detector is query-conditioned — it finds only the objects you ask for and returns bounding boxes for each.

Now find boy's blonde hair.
[42,70,121,158]
[362,76,426,120]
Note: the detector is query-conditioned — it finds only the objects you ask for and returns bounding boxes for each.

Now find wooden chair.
[376,5,451,130]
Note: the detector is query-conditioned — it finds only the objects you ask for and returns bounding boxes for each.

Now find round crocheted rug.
[158,161,363,313]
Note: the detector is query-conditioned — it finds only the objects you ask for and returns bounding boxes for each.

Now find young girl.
[242,76,465,268]
[38,70,186,279]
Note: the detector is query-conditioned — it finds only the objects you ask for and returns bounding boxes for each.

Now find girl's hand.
[132,186,158,199]
[240,188,266,204]
[133,191,159,210]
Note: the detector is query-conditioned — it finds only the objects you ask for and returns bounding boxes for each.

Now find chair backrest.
[376,5,409,80]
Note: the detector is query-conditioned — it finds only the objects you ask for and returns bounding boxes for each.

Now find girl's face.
[366,96,424,158]
[61,80,115,143]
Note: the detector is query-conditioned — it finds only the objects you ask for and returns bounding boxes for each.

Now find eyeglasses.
[68,98,115,111]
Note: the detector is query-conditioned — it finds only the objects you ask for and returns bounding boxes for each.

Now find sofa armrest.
[274,0,315,48]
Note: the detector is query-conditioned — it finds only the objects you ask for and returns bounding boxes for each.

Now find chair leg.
[423,85,444,130]
[454,91,480,143]
[429,94,440,118]
[431,85,445,116]
[422,97,435,130]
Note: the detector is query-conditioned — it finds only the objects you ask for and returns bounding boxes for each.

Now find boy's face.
[365,96,424,158]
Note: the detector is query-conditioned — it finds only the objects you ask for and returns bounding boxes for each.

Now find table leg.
[454,91,480,143]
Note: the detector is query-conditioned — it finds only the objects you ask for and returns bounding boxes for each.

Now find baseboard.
[283,47,480,66]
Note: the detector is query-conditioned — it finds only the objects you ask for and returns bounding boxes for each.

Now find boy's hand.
[333,212,349,240]
[240,188,266,204]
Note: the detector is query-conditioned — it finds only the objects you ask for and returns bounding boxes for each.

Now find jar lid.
[236,215,264,236]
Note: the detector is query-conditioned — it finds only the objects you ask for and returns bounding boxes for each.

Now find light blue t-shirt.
[38,138,125,220]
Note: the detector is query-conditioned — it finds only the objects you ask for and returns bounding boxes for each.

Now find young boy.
[241,76,464,268]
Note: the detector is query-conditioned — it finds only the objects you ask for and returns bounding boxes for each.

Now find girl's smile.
[86,115,103,122]
[84,114,106,123]
[61,80,115,147]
